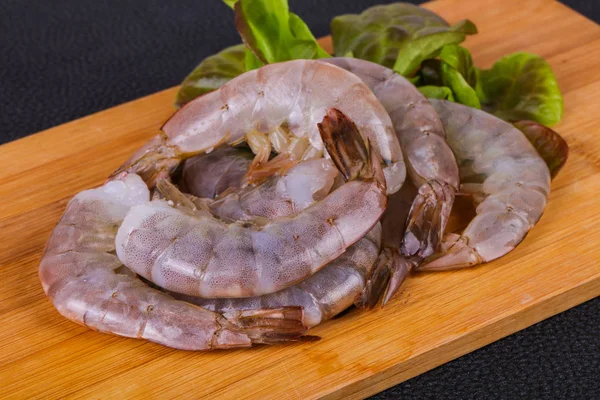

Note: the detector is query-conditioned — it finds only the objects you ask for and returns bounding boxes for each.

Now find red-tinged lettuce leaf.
[331,3,476,73]
[234,0,329,64]
[477,52,563,126]
[175,44,247,107]
[513,120,568,178]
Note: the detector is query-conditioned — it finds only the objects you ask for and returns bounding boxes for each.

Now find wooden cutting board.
[1,0,599,398]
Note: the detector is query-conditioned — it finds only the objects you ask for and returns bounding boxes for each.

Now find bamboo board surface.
[1,0,599,398]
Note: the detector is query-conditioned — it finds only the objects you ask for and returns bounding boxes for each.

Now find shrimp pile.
[40,58,559,350]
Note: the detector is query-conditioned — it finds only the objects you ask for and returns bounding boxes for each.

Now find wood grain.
[1,0,599,398]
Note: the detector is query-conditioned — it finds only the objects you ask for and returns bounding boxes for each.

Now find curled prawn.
[325,58,460,305]
[113,59,405,194]
[166,146,382,327]
[171,152,382,327]
[39,173,315,350]
[115,108,387,298]
[418,100,551,271]
[325,58,459,260]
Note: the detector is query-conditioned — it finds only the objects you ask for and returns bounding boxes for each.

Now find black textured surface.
[1,1,598,399]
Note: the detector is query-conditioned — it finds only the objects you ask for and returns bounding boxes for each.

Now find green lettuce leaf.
[418,85,455,101]
[244,48,263,70]
[289,13,330,59]
[513,120,568,178]
[440,63,480,108]
[234,0,329,64]
[392,31,466,76]
[175,44,247,107]
[436,45,480,108]
[477,52,563,125]
[418,48,479,108]
[439,44,477,86]
[331,3,476,73]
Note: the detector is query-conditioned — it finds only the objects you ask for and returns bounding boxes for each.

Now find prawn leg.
[242,130,295,185]
[416,233,483,271]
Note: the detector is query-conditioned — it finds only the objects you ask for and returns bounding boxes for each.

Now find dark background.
[1,1,598,398]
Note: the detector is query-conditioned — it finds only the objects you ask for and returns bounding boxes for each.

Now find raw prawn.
[325,58,459,261]
[113,59,406,194]
[115,109,387,298]
[418,100,551,270]
[39,173,314,350]
[168,147,381,327]
[325,58,459,305]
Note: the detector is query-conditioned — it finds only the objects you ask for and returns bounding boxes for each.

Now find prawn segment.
[115,109,387,298]
[418,100,550,271]
[40,173,315,350]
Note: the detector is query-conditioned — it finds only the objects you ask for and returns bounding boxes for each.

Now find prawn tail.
[355,248,411,309]
[318,108,385,188]
[416,233,483,271]
[400,180,455,262]
[222,307,320,345]
[109,134,182,188]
